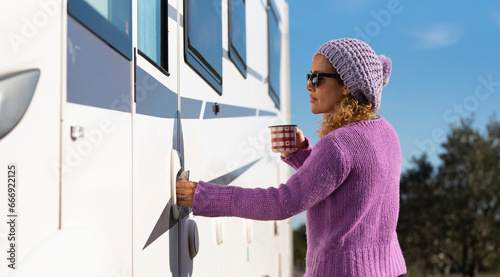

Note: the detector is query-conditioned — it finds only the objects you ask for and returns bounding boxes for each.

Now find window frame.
[137,0,169,75]
[68,0,133,60]
[267,0,281,109]
[228,0,247,78]
[183,0,223,95]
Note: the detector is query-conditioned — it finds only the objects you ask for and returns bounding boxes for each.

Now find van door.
[63,1,133,275]
[132,0,191,275]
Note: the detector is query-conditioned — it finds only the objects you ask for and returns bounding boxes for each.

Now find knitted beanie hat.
[313,38,392,110]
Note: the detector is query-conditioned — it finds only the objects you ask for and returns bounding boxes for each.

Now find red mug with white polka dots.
[269,125,297,153]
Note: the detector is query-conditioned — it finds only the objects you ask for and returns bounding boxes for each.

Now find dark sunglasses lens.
[307,73,319,87]
[311,74,319,87]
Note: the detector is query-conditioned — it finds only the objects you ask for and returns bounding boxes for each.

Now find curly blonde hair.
[316,94,376,138]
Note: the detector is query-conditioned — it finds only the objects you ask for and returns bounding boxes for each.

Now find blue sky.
[287,0,500,229]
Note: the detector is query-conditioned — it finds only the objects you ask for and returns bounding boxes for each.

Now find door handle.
[171,150,199,260]
[171,149,189,220]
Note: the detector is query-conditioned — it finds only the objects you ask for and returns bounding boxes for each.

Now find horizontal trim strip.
[258,110,277,117]
[67,17,131,112]
[136,67,177,118]
[136,66,204,119]
[203,102,256,119]
[73,64,278,119]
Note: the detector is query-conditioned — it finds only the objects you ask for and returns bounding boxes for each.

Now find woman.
[177,38,407,276]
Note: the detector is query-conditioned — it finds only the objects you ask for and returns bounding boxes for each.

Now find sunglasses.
[306,73,341,87]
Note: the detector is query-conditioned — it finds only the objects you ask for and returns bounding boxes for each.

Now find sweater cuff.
[192,181,234,217]
[281,137,312,170]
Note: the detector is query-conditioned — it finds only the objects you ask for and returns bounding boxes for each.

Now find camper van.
[0,0,292,276]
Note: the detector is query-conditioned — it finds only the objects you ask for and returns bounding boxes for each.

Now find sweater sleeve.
[192,136,350,220]
[280,137,313,170]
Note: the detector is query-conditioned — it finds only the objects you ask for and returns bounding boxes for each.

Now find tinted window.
[268,2,281,108]
[228,0,247,77]
[69,0,132,60]
[138,0,168,72]
[184,0,223,94]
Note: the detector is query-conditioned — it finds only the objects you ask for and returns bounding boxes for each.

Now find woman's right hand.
[281,128,307,159]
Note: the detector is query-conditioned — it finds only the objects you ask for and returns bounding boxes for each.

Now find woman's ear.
[342,86,350,96]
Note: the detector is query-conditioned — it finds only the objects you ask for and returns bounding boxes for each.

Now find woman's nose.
[306,81,314,92]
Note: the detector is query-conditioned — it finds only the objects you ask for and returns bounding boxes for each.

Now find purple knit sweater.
[193,116,407,276]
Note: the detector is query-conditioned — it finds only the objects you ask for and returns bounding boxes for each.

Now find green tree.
[398,115,500,277]
[399,154,447,276]
[293,224,307,271]
[437,117,500,276]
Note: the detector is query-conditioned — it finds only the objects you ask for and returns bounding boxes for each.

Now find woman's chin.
[310,107,321,115]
